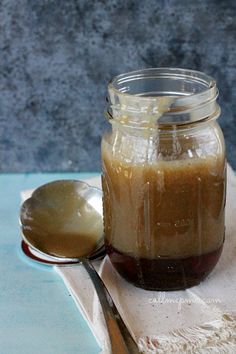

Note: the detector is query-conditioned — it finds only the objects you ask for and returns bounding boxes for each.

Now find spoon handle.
[82,259,140,354]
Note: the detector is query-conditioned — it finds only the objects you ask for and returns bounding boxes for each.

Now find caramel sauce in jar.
[102,68,226,290]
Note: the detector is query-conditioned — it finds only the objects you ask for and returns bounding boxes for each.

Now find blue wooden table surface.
[0,173,101,354]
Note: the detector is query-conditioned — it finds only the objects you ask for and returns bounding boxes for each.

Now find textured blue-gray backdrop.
[0,0,235,172]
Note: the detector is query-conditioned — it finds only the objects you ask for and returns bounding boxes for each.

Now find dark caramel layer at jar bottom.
[106,244,223,291]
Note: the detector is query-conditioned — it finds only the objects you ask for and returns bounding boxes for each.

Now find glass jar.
[102,68,226,290]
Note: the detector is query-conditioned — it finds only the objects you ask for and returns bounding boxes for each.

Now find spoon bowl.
[20,180,103,260]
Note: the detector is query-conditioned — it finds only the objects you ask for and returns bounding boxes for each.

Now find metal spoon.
[20,180,139,354]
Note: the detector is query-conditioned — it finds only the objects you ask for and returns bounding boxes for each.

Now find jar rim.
[107,68,220,126]
[108,67,216,99]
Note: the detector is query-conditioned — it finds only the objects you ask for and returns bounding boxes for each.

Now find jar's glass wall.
[102,69,226,290]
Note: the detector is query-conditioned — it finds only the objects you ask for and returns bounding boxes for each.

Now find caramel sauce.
[21,181,103,259]
[22,228,100,258]
[102,132,226,289]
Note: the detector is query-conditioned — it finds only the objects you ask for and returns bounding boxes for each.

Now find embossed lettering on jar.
[102,68,226,290]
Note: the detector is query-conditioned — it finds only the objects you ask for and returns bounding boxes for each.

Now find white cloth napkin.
[21,165,236,354]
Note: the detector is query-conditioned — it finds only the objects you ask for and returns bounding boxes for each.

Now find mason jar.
[101,68,226,290]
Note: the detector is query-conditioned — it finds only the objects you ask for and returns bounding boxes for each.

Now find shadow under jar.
[102,68,226,291]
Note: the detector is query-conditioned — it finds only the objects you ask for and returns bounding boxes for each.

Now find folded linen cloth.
[21,165,236,354]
